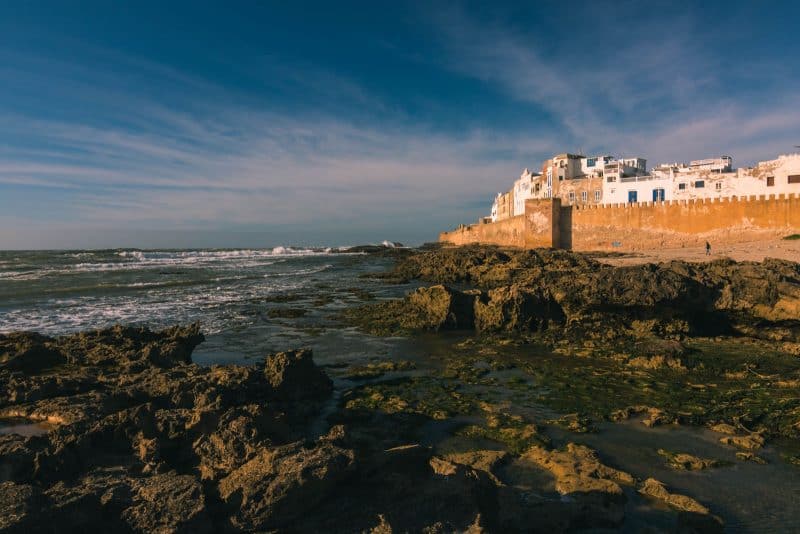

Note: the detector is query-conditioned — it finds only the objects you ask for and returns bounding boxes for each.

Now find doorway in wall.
[628,190,638,203]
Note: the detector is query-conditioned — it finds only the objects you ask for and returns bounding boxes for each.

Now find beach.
[594,237,800,266]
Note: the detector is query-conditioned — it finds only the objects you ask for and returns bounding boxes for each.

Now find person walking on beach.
[705,241,711,256]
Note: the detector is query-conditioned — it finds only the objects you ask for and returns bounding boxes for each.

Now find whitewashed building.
[602,154,800,204]
[512,168,542,215]
[485,152,800,221]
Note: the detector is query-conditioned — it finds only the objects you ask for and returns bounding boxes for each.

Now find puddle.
[0,417,54,437]
[548,418,800,532]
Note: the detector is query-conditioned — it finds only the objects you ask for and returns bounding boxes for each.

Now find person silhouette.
[705,241,711,256]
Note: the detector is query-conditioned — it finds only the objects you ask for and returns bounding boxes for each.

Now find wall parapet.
[571,192,800,213]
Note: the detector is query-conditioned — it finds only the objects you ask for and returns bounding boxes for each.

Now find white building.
[512,168,542,215]
[602,154,800,204]
[580,155,615,177]
[486,152,800,221]
[604,174,674,204]
[689,156,732,173]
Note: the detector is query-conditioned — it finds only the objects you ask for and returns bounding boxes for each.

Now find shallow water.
[0,418,54,437]
[346,336,800,532]
[547,419,800,532]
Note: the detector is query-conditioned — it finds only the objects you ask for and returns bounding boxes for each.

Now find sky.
[1,1,799,249]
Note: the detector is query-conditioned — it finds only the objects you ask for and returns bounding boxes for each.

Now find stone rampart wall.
[439,198,560,248]
[570,194,800,251]
[439,195,800,251]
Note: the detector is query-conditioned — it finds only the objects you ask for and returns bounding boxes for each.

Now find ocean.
[0,247,413,365]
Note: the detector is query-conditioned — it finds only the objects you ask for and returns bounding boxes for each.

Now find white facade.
[601,154,800,205]
[604,174,674,204]
[487,152,800,221]
[604,157,648,183]
[580,155,615,177]
[512,168,541,215]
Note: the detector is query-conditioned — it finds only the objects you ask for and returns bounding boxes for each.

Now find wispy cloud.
[430,4,800,165]
[0,52,559,243]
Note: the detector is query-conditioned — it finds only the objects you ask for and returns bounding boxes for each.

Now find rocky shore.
[3,245,800,531]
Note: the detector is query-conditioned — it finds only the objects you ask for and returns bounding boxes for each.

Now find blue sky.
[1,1,799,249]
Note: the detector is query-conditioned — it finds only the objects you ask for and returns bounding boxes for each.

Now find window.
[678,183,687,190]
[569,191,575,202]
[695,180,705,188]
[715,182,722,190]
[594,190,601,202]
[652,188,665,202]
[586,158,596,167]
[628,190,638,203]
[767,176,775,187]
[789,175,800,184]
[606,176,616,182]
[581,191,587,202]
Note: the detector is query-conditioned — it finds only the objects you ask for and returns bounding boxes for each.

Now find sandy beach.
[592,238,800,266]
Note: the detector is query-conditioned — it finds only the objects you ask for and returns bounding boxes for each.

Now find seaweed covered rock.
[474,285,565,333]
[346,285,479,334]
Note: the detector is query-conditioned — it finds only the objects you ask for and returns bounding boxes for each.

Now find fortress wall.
[439,195,800,251]
[570,194,800,251]
[439,198,560,248]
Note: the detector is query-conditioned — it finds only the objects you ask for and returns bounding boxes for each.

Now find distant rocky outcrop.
[352,246,800,343]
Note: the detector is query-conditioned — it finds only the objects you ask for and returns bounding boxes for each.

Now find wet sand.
[592,238,800,266]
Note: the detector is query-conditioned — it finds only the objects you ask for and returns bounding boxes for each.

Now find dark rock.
[0,332,65,373]
[0,481,45,533]
[260,349,333,402]
[122,472,212,533]
[218,439,356,531]
[359,246,800,341]
[193,404,285,481]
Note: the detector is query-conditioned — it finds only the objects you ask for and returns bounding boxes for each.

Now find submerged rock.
[657,449,726,471]
[719,433,766,451]
[522,443,634,497]
[638,477,710,514]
